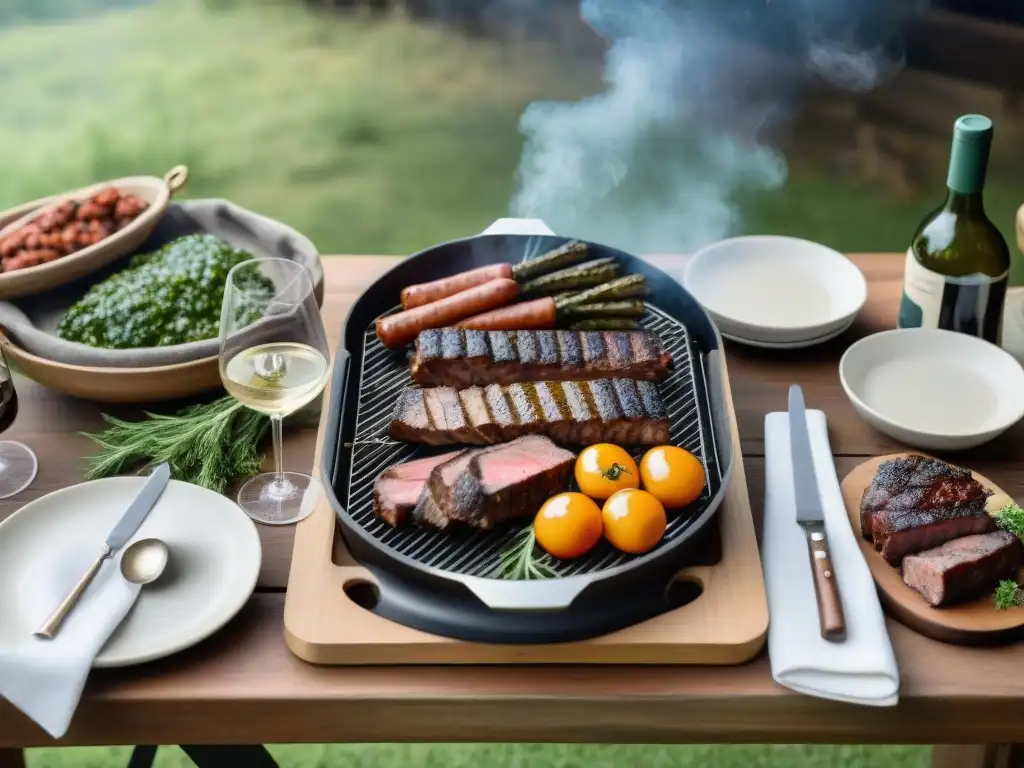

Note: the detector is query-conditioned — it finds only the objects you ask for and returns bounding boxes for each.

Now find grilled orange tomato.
[575,444,640,500]
[601,488,667,554]
[534,492,604,560]
[639,445,706,509]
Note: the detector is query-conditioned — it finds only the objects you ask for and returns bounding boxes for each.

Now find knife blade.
[788,385,847,642]
[34,463,171,639]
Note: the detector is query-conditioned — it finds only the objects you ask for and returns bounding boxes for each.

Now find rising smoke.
[510,0,927,253]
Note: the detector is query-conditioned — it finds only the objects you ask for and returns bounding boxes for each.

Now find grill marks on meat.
[372,450,462,527]
[410,328,671,387]
[410,436,575,531]
[858,454,993,565]
[901,531,1024,607]
[389,379,669,447]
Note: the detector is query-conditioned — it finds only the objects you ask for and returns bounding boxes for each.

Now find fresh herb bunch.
[993,501,1024,538]
[58,234,274,349]
[994,579,1024,610]
[82,396,270,494]
[498,526,557,580]
[991,501,1024,608]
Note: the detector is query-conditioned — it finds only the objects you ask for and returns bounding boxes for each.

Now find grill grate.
[339,306,720,579]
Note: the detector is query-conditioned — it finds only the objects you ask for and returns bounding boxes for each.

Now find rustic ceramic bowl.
[0,166,188,300]
[840,328,1024,451]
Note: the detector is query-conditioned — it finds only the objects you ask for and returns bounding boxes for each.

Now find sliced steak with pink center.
[372,450,463,527]
[412,435,575,531]
[902,530,1024,607]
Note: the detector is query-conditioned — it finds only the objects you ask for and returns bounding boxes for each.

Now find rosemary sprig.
[991,501,1024,608]
[81,396,270,495]
[497,525,557,580]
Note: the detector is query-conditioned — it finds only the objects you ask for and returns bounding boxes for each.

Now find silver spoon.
[120,538,169,586]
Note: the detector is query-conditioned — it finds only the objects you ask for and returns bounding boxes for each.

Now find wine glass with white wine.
[219,258,330,525]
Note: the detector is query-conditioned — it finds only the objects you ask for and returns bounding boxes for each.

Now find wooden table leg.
[931,745,1024,768]
[0,749,24,768]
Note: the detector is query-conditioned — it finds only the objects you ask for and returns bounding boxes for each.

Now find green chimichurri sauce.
[57,234,274,349]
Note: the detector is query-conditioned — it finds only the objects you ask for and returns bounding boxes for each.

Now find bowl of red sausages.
[0,165,189,300]
[375,239,650,350]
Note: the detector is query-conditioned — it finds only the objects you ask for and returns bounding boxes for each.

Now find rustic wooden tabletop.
[1,254,1023,768]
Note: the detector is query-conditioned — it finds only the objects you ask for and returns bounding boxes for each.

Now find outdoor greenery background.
[3,0,1020,765]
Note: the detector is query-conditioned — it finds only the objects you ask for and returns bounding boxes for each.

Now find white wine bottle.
[898,114,1010,344]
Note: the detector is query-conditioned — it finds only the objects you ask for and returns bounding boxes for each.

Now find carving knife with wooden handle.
[788,384,846,642]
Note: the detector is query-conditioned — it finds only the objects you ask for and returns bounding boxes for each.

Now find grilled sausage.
[457,297,557,331]
[400,263,514,310]
[377,277,519,349]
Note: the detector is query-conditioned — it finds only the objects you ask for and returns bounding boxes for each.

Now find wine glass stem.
[269,415,291,497]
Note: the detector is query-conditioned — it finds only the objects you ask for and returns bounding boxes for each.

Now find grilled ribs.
[859,454,993,565]
[410,328,671,387]
[389,379,670,447]
[408,436,575,531]
[901,530,1024,607]
[372,450,462,527]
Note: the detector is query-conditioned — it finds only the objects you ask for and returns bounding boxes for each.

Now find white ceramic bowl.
[839,328,1024,451]
[683,235,867,344]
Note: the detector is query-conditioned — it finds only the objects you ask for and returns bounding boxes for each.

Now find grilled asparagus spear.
[519,258,619,297]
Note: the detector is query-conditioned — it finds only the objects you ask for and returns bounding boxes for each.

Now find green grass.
[28,743,931,767]
[0,3,1018,766]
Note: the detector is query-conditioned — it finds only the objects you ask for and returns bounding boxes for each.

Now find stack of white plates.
[682,236,868,349]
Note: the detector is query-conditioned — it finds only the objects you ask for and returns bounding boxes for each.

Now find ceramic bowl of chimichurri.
[0,199,323,402]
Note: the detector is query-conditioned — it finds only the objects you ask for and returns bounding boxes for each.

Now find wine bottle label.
[898,249,1009,344]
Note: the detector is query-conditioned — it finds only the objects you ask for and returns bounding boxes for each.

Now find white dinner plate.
[721,320,853,349]
[0,477,261,668]
[684,235,867,344]
[839,328,1024,451]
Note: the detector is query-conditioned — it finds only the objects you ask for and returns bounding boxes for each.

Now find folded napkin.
[763,410,900,707]
[0,555,141,739]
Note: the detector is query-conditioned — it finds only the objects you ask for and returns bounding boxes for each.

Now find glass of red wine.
[0,345,35,498]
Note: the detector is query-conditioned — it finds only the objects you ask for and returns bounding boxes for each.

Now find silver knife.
[34,463,171,639]
[788,385,847,643]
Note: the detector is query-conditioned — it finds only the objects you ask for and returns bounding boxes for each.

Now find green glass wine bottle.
[897,114,1010,344]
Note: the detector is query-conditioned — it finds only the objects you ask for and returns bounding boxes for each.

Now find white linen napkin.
[0,555,141,739]
[763,409,900,707]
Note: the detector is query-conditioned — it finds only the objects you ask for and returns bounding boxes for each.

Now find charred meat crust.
[389,379,670,447]
[857,454,994,564]
[409,328,671,387]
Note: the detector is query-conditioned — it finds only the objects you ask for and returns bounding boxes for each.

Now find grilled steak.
[411,435,576,531]
[902,530,1024,607]
[389,379,669,447]
[861,455,988,540]
[372,450,463,527]
[410,328,671,387]
[859,454,993,565]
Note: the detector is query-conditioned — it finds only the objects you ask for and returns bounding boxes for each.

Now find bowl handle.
[164,165,190,196]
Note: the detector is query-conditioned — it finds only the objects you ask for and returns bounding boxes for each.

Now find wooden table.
[2,254,1024,768]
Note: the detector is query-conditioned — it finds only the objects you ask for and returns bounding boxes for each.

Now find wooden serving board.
[841,453,1024,646]
[284,353,768,665]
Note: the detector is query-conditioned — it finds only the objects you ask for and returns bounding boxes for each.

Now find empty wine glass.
[218,258,330,525]
[0,344,36,499]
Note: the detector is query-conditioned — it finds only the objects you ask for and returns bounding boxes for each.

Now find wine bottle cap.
[953,114,994,142]
[947,114,994,194]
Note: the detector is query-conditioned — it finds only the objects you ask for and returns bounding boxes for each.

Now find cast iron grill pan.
[321,234,734,644]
